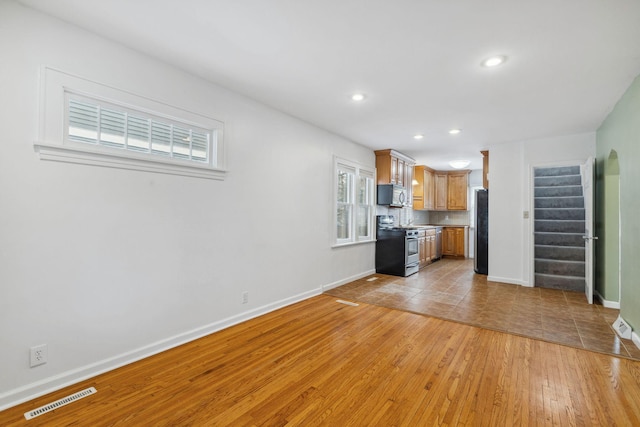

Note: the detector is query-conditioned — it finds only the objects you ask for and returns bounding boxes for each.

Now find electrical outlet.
[242,291,249,304]
[30,344,47,367]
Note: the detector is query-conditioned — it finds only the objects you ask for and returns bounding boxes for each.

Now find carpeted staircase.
[533,166,585,291]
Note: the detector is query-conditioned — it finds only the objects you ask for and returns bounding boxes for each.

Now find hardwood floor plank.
[2,295,640,426]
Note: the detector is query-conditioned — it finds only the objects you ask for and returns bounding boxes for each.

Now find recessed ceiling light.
[351,93,366,101]
[413,134,424,140]
[482,55,507,67]
[449,160,470,169]
[449,129,461,135]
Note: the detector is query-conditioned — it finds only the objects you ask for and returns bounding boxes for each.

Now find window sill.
[332,239,376,248]
[34,141,227,180]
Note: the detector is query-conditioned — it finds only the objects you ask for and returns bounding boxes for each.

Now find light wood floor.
[2,294,640,425]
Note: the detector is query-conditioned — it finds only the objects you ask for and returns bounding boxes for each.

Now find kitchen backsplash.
[414,210,470,226]
[375,206,470,226]
[375,205,413,226]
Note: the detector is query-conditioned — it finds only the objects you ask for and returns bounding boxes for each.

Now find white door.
[582,157,596,304]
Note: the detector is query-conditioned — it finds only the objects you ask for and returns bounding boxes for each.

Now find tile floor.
[325,258,640,360]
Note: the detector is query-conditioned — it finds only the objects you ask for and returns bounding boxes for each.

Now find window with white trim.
[35,67,226,180]
[66,95,214,166]
[334,158,375,246]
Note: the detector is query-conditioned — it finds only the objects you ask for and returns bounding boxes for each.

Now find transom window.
[66,95,215,166]
[35,67,226,180]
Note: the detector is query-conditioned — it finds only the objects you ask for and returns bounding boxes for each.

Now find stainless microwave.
[377,184,406,207]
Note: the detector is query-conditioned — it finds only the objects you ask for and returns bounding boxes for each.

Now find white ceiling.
[19,0,640,170]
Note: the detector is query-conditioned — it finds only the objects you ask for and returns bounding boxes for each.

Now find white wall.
[488,132,596,286]
[0,2,375,409]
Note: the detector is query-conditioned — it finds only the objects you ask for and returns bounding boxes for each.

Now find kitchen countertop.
[413,224,469,228]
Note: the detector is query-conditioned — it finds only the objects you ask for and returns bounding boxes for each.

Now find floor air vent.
[24,387,96,420]
[613,315,632,340]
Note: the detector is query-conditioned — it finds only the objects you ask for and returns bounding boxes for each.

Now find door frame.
[582,157,595,304]
[528,159,591,293]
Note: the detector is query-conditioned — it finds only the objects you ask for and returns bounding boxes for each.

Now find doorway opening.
[532,165,586,292]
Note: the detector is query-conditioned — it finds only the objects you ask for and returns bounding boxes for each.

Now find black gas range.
[375,215,419,277]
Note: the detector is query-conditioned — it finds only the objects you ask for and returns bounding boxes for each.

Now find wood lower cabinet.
[442,227,466,257]
[418,228,437,269]
[428,231,437,259]
[418,231,427,268]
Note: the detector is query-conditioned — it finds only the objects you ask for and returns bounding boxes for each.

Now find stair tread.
[534,258,585,264]
[535,272,585,279]
[534,184,582,187]
[534,195,584,198]
[535,219,585,221]
[534,231,585,235]
[534,245,585,250]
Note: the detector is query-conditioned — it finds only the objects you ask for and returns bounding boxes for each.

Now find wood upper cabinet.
[412,166,435,210]
[413,166,468,211]
[434,172,448,210]
[424,169,435,210]
[447,171,469,210]
[413,166,425,209]
[397,159,405,186]
[375,149,415,207]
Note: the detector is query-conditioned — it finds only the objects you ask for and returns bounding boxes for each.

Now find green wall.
[596,74,640,329]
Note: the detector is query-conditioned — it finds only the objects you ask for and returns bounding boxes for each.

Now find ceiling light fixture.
[351,93,366,102]
[413,134,424,140]
[482,55,507,67]
[449,160,471,169]
[449,129,461,135]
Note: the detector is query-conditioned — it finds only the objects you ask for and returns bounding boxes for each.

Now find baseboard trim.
[487,275,527,286]
[322,269,376,291]
[632,331,640,351]
[0,287,322,412]
[594,290,620,309]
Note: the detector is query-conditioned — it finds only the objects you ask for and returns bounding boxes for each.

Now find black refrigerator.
[474,189,489,275]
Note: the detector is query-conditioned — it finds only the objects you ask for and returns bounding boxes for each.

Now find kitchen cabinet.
[442,227,466,257]
[418,228,437,268]
[375,149,415,207]
[413,166,424,210]
[447,171,469,210]
[434,172,448,210]
[412,166,435,210]
[418,230,427,268]
[413,168,469,211]
[424,168,435,210]
[429,230,437,259]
